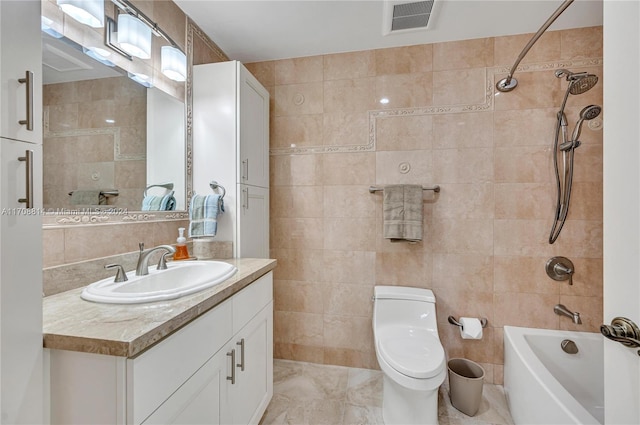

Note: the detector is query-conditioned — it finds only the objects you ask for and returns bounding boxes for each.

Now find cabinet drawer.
[128,299,232,424]
[232,272,273,335]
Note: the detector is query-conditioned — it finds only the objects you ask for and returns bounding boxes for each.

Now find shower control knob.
[546,256,574,285]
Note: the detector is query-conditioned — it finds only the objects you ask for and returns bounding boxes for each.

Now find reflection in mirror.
[42,32,186,212]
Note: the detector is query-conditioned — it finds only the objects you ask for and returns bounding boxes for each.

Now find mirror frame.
[42,18,228,227]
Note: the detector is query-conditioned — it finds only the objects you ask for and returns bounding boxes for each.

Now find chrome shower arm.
[496,0,574,92]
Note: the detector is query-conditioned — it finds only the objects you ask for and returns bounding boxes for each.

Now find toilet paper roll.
[459,317,483,340]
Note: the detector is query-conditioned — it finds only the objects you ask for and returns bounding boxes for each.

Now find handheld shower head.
[571,105,602,142]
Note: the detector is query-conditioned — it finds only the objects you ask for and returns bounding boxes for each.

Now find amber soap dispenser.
[173,227,190,260]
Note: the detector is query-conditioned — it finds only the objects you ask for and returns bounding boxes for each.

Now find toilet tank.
[373,286,439,333]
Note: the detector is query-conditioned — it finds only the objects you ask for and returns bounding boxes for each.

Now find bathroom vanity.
[43,258,275,425]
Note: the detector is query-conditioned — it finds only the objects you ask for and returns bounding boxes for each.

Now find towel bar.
[209,181,226,198]
[68,190,119,197]
[368,185,440,193]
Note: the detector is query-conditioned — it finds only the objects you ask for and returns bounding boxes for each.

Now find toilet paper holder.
[448,316,488,328]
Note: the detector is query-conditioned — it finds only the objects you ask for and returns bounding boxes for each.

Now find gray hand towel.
[70,190,106,206]
[383,185,423,242]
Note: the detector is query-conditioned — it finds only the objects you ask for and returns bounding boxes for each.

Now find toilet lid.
[377,327,445,379]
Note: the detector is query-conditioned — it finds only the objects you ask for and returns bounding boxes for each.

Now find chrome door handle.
[18,70,34,131]
[226,349,236,384]
[601,317,640,348]
[236,338,245,371]
[18,150,34,208]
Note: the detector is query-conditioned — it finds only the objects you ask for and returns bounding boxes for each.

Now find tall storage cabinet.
[193,61,270,258]
[0,0,44,423]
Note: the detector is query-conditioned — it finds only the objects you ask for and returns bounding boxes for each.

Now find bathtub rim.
[503,325,603,425]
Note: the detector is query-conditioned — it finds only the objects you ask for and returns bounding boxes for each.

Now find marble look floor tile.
[343,403,384,425]
[274,359,349,402]
[263,360,514,425]
[346,368,383,408]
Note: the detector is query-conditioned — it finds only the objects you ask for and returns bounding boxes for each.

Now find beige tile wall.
[43,77,147,211]
[247,26,604,384]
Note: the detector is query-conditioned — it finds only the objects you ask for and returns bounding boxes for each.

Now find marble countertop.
[43,258,277,358]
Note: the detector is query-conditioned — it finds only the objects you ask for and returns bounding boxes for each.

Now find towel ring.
[209,181,226,198]
[144,183,174,197]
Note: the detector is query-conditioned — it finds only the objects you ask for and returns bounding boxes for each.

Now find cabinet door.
[237,184,269,258]
[230,302,273,425]
[238,64,269,188]
[0,139,43,423]
[0,0,42,143]
[142,348,232,425]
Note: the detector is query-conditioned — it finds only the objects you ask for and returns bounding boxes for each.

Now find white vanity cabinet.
[193,61,270,258]
[49,272,273,425]
[0,0,42,143]
[0,1,44,423]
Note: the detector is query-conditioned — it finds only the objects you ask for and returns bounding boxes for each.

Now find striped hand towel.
[189,194,224,238]
[142,191,176,211]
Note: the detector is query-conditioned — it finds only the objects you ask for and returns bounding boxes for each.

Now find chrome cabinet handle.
[236,338,245,371]
[242,159,249,181]
[226,349,236,384]
[18,150,33,208]
[601,317,640,348]
[18,70,34,131]
[242,187,249,210]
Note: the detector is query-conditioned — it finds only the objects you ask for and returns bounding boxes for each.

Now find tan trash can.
[447,358,485,416]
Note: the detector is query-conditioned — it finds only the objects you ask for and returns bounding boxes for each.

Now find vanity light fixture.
[106,0,187,83]
[161,46,187,82]
[117,14,152,59]
[83,46,115,67]
[128,71,153,88]
[41,16,64,38]
[57,0,104,28]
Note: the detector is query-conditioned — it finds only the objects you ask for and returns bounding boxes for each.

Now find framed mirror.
[41,2,190,226]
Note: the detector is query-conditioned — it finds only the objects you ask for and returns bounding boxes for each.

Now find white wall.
[603,1,640,423]
[147,88,186,210]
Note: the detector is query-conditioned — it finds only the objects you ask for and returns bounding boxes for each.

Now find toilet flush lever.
[546,256,574,286]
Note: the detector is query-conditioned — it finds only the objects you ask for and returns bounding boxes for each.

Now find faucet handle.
[158,252,172,270]
[105,264,128,283]
[139,242,145,252]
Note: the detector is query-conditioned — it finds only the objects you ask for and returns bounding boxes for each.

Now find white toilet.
[372,285,446,425]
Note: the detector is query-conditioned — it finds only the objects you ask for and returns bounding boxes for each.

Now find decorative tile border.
[42,211,189,227]
[269,58,603,156]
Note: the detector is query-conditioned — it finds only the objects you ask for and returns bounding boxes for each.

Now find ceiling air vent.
[383,0,436,35]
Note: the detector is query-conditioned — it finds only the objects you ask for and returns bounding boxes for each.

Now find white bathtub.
[504,326,604,425]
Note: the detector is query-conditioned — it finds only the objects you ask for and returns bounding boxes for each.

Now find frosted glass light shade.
[57,0,104,28]
[117,14,152,59]
[161,46,187,82]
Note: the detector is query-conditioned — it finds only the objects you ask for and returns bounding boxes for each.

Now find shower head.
[555,69,599,95]
[570,105,602,142]
[569,74,599,95]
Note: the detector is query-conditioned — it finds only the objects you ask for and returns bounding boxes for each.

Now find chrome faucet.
[136,243,176,276]
[554,304,582,325]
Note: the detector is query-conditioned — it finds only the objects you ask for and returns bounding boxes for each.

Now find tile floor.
[260,360,514,425]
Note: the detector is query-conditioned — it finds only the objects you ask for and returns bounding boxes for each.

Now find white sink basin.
[81,261,238,304]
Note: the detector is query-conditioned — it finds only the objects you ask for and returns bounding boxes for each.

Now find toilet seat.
[377,326,445,379]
